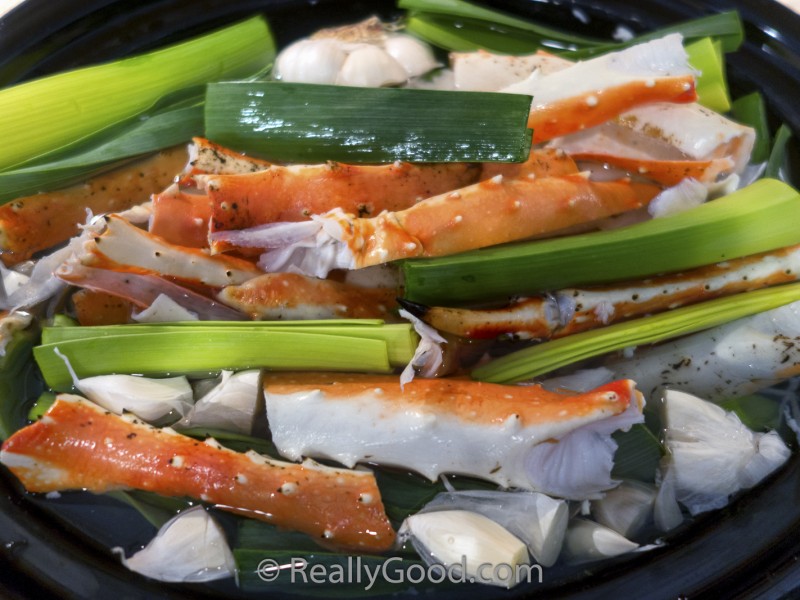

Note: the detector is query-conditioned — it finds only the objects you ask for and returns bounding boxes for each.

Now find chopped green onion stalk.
[35,322,417,390]
[204,82,532,163]
[731,92,771,163]
[685,38,730,113]
[766,124,793,181]
[405,14,544,54]
[0,16,274,172]
[402,178,800,305]
[472,282,800,383]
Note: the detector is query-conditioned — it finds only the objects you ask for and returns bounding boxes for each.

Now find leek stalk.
[472,282,800,383]
[40,321,417,370]
[0,16,274,172]
[402,178,800,305]
[35,322,418,390]
[204,82,532,163]
[0,103,202,204]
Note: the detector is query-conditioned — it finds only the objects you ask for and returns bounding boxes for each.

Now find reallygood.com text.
[256,556,543,590]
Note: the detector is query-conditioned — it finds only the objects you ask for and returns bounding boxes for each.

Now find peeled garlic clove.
[336,45,408,87]
[591,480,657,538]
[383,34,440,78]
[54,346,194,422]
[422,490,567,567]
[400,510,529,588]
[275,39,347,84]
[562,519,639,563]
[77,374,194,422]
[113,506,235,582]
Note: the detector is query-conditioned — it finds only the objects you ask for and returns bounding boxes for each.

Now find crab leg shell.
[57,261,246,321]
[528,79,696,144]
[149,185,211,248]
[264,372,641,491]
[353,173,660,266]
[199,161,480,245]
[567,154,735,187]
[178,137,272,185]
[412,244,800,340]
[0,147,186,265]
[84,215,261,287]
[257,174,660,276]
[479,148,579,181]
[501,35,697,143]
[217,272,398,321]
[0,395,396,552]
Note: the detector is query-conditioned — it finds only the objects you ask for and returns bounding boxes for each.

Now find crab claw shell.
[0,394,396,552]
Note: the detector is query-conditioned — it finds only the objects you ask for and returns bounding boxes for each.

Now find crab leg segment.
[0,147,186,265]
[264,372,642,492]
[84,215,261,287]
[410,244,800,340]
[501,35,697,143]
[218,272,398,321]
[57,261,246,321]
[0,395,396,552]
[178,137,272,185]
[199,161,480,248]
[148,185,211,248]
[259,173,660,277]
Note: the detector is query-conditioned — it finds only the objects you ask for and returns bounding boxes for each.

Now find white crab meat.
[264,373,643,498]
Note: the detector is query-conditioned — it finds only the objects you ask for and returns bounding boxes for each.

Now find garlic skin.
[132,293,198,323]
[336,45,408,87]
[113,506,235,582]
[659,389,790,516]
[400,510,530,588]
[562,519,639,564]
[398,308,446,386]
[647,178,708,218]
[275,39,347,84]
[176,369,261,434]
[383,35,441,78]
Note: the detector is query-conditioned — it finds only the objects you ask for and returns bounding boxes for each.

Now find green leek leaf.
[204,82,532,163]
